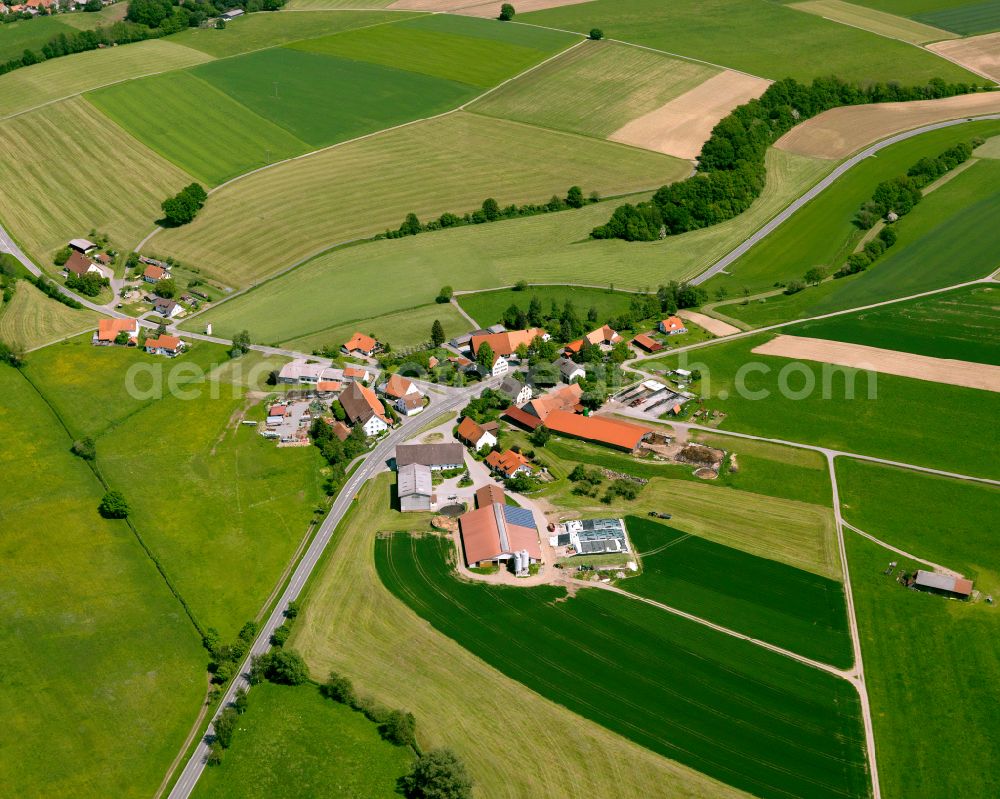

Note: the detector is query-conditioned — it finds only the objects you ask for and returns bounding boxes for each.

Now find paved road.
[165,379,490,799]
[689,113,1000,285]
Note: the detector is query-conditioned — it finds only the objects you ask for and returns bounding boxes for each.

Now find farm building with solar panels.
[550,518,632,557]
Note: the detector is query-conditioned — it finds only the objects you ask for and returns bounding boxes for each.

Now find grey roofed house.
[398,463,433,512]
[499,375,531,406]
[154,297,179,315]
[395,442,464,470]
[554,356,585,381]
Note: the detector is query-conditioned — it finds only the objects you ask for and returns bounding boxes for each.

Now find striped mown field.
[0,281,99,352]
[790,0,956,44]
[151,112,690,287]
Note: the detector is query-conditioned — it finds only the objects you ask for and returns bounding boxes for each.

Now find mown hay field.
[179,147,828,338]
[0,97,193,264]
[469,38,718,138]
[650,332,1000,480]
[152,111,690,287]
[290,476,753,799]
[912,0,1000,35]
[87,71,312,186]
[0,39,213,120]
[0,365,205,799]
[790,0,955,44]
[789,285,1000,365]
[523,0,981,82]
[0,280,99,352]
[376,533,870,799]
[624,516,852,667]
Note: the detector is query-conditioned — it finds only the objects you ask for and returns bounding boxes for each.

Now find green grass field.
[0,39,213,120]
[87,71,311,185]
[846,533,1000,798]
[0,97,194,264]
[789,285,1000,365]
[192,682,412,799]
[282,300,468,353]
[290,12,577,88]
[152,111,689,288]
[649,332,1000,479]
[0,364,205,799]
[624,516,852,667]
[178,147,827,336]
[789,0,955,44]
[169,9,412,57]
[0,279,99,352]
[0,14,79,64]
[709,121,1000,298]
[377,533,869,799]
[59,2,128,28]
[837,458,1000,591]
[523,0,981,82]
[458,285,638,328]
[911,0,1000,34]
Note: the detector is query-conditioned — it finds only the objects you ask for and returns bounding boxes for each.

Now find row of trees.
[161,182,208,226]
[385,186,596,240]
[592,76,986,241]
[128,0,285,31]
[309,416,369,495]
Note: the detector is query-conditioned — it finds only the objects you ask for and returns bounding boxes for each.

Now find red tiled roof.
[344,332,377,353]
[143,265,167,280]
[524,383,583,420]
[399,393,423,410]
[485,449,530,478]
[661,316,685,332]
[269,405,288,417]
[96,317,138,343]
[343,366,367,380]
[631,333,662,352]
[457,416,489,445]
[471,328,545,357]
[65,250,97,277]
[384,373,414,399]
[474,484,505,508]
[544,411,652,451]
[503,404,544,430]
[145,334,181,351]
[459,503,540,566]
[317,380,342,392]
[327,420,351,441]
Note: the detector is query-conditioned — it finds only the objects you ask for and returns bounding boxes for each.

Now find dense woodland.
[592,76,988,242]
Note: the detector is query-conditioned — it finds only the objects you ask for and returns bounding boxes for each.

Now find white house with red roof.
[658,316,687,335]
[93,318,139,347]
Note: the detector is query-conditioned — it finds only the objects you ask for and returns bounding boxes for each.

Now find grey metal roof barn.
[914,570,973,598]
[395,442,464,469]
[397,463,432,498]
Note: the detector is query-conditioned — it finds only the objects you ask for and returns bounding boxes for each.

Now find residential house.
[554,356,585,383]
[564,325,621,356]
[458,493,541,569]
[93,317,139,346]
[68,238,97,254]
[65,250,104,278]
[144,334,185,357]
[342,332,378,358]
[512,383,584,425]
[485,448,532,480]
[484,352,509,377]
[456,416,498,451]
[396,393,425,417]
[498,375,532,407]
[153,298,182,319]
[380,373,421,401]
[631,333,663,353]
[398,463,433,512]
[659,316,687,336]
[470,328,547,360]
[340,381,391,437]
[143,264,171,283]
[394,442,464,471]
[343,366,372,384]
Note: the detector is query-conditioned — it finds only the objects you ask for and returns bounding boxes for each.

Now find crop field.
[789,0,955,44]
[523,0,980,82]
[0,280,99,352]
[290,12,577,87]
[0,39,214,121]
[911,0,1000,34]
[789,285,1000,365]
[458,285,638,328]
[192,682,412,799]
[847,534,1000,798]
[837,458,1000,590]
[87,72,312,186]
[290,476,749,799]
[377,533,870,799]
[624,517,852,666]
[170,9,412,57]
[711,120,1000,297]
[0,97,193,264]
[469,39,718,139]
[281,300,469,354]
[179,147,828,337]
[927,30,1000,82]
[0,365,205,799]
[649,332,1000,479]
[151,111,689,287]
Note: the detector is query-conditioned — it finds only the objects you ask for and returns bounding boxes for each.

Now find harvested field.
[775,91,1000,158]
[975,134,1000,156]
[752,335,1000,392]
[678,309,740,337]
[927,31,1000,83]
[790,0,955,44]
[609,70,772,159]
[457,0,594,15]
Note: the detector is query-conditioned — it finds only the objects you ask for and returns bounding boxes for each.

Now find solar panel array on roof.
[578,518,625,541]
[556,533,571,546]
[503,505,536,529]
[579,539,624,555]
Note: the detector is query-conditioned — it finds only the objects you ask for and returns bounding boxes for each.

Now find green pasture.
[789,285,1000,365]
[847,534,1000,798]
[87,71,311,185]
[193,682,412,799]
[648,332,1000,479]
[290,12,576,88]
[850,0,983,14]
[0,39,213,120]
[376,534,869,799]
[912,0,1000,34]
[469,39,716,139]
[170,9,411,57]
[710,120,1000,298]
[59,2,128,28]
[458,285,638,328]
[523,0,981,82]
[837,458,1000,591]
[789,0,955,45]
[191,47,476,148]
[0,365,204,799]
[0,15,77,64]
[153,111,690,288]
[398,11,577,50]
[624,517,852,667]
